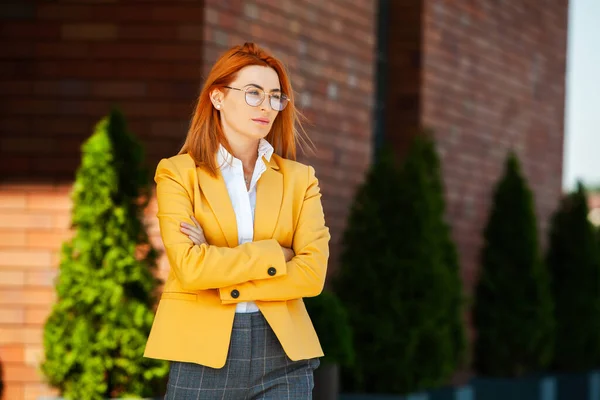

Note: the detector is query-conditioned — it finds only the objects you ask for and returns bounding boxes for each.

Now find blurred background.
[1,0,599,399]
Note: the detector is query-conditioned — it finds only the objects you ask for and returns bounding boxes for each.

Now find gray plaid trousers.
[164,311,320,399]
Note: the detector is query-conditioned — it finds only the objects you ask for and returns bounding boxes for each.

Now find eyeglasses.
[224,86,289,111]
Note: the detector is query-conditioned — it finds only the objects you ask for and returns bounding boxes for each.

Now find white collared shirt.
[217,139,274,313]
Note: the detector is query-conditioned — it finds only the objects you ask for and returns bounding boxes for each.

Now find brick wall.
[0,1,376,398]
[202,0,377,277]
[421,0,568,291]
[0,186,69,399]
[1,2,206,181]
[383,0,424,155]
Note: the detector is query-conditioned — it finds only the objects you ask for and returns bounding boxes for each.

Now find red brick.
[0,289,55,306]
[0,156,32,176]
[149,120,190,137]
[0,41,34,58]
[0,194,27,209]
[4,364,43,383]
[0,116,30,133]
[24,308,50,325]
[3,383,24,400]
[52,213,72,230]
[35,60,114,79]
[0,270,26,286]
[29,117,90,136]
[117,101,191,119]
[26,193,72,212]
[61,23,118,41]
[146,82,198,100]
[178,25,204,41]
[37,4,93,20]
[0,344,25,363]
[119,25,179,41]
[114,62,179,79]
[23,345,43,366]
[25,383,59,400]
[90,81,147,98]
[0,250,53,269]
[26,231,72,250]
[32,80,90,97]
[34,42,89,59]
[24,271,58,287]
[0,327,42,345]
[1,137,57,155]
[0,308,25,324]
[0,81,33,95]
[0,22,61,40]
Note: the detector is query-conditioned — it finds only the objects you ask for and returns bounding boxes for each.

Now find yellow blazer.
[143,152,330,368]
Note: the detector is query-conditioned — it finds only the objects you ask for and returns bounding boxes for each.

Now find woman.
[144,42,330,399]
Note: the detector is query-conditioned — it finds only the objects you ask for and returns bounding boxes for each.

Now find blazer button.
[268,266,277,276]
[231,289,240,299]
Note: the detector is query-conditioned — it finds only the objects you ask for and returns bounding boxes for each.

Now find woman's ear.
[210,88,224,109]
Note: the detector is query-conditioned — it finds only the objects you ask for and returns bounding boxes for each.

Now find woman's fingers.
[180,224,206,245]
[181,222,201,233]
[191,215,203,231]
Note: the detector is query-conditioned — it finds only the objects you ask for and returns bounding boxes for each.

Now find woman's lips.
[252,118,269,125]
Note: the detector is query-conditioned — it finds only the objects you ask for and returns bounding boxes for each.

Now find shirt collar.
[217,138,274,170]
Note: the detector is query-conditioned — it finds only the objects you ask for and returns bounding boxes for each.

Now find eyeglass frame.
[223,85,289,111]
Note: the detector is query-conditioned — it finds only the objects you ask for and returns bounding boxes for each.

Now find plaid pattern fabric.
[165,311,320,399]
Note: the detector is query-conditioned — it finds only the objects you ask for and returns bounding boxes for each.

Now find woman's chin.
[244,129,270,140]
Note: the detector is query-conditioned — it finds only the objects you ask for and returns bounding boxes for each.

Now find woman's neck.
[227,137,260,172]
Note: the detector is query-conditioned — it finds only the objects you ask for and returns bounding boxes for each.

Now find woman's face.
[212,65,282,143]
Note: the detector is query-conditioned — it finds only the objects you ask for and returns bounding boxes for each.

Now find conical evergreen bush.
[546,182,600,372]
[419,132,468,372]
[473,152,554,377]
[41,109,169,399]
[334,134,465,394]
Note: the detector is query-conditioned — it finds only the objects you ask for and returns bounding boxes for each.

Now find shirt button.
[268,267,277,276]
[231,289,240,299]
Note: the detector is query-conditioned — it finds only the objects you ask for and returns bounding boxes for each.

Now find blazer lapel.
[254,157,283,241]
[196,167,238,248]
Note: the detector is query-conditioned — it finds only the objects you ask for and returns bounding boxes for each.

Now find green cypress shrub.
[546,182,600,371]
[419,132,468,372]
[473,152,554,377]
[41,109,169,399]
[334,134,465,394]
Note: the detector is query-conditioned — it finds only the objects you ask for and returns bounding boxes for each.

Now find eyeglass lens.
[245,88,288,111]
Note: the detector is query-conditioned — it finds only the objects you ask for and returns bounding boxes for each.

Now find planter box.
[339,387,472,400]
[470,376,555,400]
[314,363,340,400]
[338,371,595,400]
[554,370,600,400]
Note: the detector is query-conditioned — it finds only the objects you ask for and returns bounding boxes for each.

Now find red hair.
[179,42,311,177]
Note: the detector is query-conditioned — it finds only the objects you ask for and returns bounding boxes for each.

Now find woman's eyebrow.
[245,83,281,92]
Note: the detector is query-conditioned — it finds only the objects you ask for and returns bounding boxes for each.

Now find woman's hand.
[181,215,294,262]
[180,215,207,246]
[281,246,295,262]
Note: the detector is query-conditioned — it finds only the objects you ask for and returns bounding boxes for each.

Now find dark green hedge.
[546,182,600,372]
[334,135,466,394]
[473,152,554,377]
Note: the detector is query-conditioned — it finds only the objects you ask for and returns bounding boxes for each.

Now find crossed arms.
[155,159,330,303]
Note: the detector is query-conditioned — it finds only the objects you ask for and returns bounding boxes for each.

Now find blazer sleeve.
[218,165,330,302]
[155,158,287,291]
